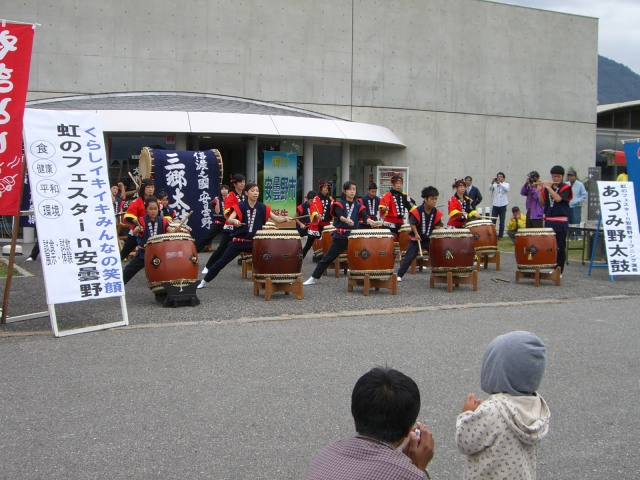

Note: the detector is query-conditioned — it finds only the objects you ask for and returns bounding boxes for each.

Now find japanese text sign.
[263,151,296,218]
[23,109,124,303]
[597,181,640,276]
[0,23,35,214]
[151,149,221,245]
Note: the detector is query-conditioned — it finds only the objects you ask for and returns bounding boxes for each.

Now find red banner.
[0,23,35,215]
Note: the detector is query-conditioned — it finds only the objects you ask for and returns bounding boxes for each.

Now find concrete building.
[10,0,598,207]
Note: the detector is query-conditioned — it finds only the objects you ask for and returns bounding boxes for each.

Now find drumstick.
[436,204,445,208]
[417,238,424,257]
[176,211,193,230]
[293,215,311,220]
[128,171,140,189]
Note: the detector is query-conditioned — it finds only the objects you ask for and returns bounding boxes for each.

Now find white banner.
[597,181,640,276]
[23,109,124,304]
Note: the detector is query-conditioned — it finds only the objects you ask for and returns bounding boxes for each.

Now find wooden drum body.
[347,229,395,281]
[321,225,346,261]
[144,233,199,295]
[466,219,498,255]
[252,230,303,283]
[429,229,475,276]
[398,224,411,254]
[514,228,557,272]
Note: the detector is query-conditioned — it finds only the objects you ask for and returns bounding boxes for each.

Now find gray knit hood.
[481,331,546,396]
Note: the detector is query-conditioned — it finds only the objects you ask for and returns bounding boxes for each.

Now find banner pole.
[1,158,26,324]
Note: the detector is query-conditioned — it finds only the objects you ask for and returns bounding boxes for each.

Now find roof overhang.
[26,93,405,147]
[98,110,405,147]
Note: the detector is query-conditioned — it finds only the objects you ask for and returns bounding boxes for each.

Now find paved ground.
[1,244,639,478]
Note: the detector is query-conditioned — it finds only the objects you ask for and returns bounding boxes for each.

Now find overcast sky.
[491,0,640,74]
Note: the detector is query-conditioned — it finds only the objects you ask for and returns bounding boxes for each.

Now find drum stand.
[429,270,478,293]
[156,281,201,307]
[241,253,253,279]
[476,251,500,271]
[324,256,349,278]
[515,267,561,287]
[410,254,430,274]
[347,274,398,296]
[253,276,303,301]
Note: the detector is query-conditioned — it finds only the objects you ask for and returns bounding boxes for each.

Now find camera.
[528,176,536,184]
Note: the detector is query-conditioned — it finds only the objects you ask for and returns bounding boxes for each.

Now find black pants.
[120,234,139,260]
[525,214,543,229]
[203,242,251,282]
[302,235,319,258]
[29,242,40,260]
[196,222,224,252]
[123,253,145,284]
[555,229,568,273]
[205,230,232,269]
[311,237,348,279]
[491,205,507,238]
[397,239,430,278]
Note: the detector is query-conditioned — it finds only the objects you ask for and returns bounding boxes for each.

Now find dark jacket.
[467,185,483,209]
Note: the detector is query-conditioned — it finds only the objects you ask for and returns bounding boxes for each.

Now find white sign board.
[597,181,640,276]
[23,109,124,304]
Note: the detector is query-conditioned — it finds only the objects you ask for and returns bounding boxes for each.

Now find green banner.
[263,152,297,217]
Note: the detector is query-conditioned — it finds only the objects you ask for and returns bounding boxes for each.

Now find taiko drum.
[514,228,557,272]
[398,224,411,254]
[252,230,303,283]
[322,225,347,261]
[144,233,199,295]
[347,229,396,281]
[429,229,475,276]
[465,219,498,255]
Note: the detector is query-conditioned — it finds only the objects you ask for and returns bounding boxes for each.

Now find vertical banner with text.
[0,23,35,214]
[597,181,639,276]
[23,109,124,304]
[263,152,297,217]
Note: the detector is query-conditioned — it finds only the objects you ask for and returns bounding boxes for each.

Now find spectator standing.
[464,176,483,209]
[520,171,544,228]
[488,172,509,238]
[567,169,587,240]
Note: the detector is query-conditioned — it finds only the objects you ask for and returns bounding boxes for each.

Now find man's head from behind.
[351,367,420,444]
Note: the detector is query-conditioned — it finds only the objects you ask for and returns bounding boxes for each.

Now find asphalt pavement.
[1,244,639,478]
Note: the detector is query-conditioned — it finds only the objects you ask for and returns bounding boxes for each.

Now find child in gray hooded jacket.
[456,331,550,480]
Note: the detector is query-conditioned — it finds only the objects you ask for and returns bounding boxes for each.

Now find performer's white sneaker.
[25,257,33,262]
[202,267,208,275]
[397,276,402,282]
[303,277,317,285]
[197,280,206,289]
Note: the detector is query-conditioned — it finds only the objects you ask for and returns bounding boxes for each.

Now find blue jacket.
[569,180,587,208]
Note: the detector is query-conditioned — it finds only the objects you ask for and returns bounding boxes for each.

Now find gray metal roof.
[26,92,334,119]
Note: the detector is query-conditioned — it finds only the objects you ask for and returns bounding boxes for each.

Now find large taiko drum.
[429,229,475,276]
[321,225,347,261]
[252,230,303,283]
[465,219,498,255]
[312,237,323,257]
[144,233,199,295]
[398,224,411,255]
[347,229,396,281]
[515,228,557,272]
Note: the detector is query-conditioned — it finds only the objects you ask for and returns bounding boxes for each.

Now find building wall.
[9,0,598,199]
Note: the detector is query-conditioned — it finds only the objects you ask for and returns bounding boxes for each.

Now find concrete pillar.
[245,137,258,182]
[304,138,314,195]
[175,133,187,151]
[341,142,350,183]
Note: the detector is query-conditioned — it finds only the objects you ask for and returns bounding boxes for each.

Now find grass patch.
[0,262,20,277]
